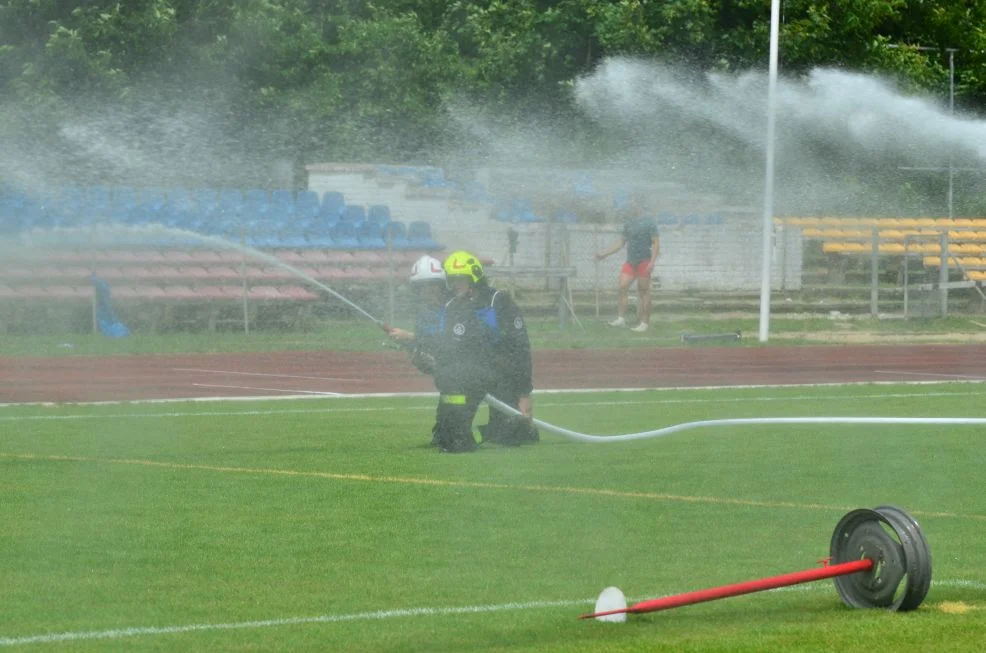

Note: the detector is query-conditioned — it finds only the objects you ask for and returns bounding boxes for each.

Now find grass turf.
[2,314,986,357]
[1,384,985,651]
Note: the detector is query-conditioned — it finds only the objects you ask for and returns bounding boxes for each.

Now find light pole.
[758,0,781,343]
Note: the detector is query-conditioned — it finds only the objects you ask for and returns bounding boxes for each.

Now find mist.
[3,55,984,217]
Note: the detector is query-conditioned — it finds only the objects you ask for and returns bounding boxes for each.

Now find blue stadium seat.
[245,188,268,206]
[0,199,26,233]
[114,187,139,210]
[296,190,320,219]
[357,220,386,248]
[166,187,193,210]
[330,220,359,248]
[57,186,85,212]
[88,186,112,207]
[341,205,366,223]
[408,221,440,249]
[144,189,168,211]
[367,204,391,225]
[303,219,335,248]
[246,217,282,248]
[271,190,295,218]
[383,221,409,248]
[218,189,244,215]
[320,191,345,220]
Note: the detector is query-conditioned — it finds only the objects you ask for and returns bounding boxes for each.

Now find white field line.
[0,386,986,422]
[0,579,981,647]
[173,368,360,382]
[2,378,984,408]
[190,383,343,397]
[3,389,986,422]
[874,370,986,381]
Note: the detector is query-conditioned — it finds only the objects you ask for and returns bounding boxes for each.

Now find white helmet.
[409,255,445,282]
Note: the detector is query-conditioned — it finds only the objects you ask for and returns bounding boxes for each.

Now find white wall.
[306,164,802,291]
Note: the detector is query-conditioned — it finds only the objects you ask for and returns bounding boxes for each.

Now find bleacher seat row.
[0,186,446,306]
[0,249,440,303]
[780,215,986,285]
[0,186,442,250]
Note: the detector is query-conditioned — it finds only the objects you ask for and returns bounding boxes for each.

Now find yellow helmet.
[443,250,485,283]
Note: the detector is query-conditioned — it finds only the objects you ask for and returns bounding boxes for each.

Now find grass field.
[3,314,986,357]
[2,383,985,651]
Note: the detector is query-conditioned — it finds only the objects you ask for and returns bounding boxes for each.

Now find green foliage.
[0,0,985,191]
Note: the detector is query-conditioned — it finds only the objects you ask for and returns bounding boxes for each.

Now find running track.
[2,344,986,404]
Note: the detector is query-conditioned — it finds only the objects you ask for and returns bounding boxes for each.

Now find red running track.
[2,344,985,404]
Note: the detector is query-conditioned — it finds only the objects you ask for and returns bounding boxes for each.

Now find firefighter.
[432,251,537,452]
[388,254,447,377]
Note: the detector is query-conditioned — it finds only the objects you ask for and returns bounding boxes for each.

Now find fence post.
[870,228,879,316]
[593,224,600,318]
[903,235,910,319]
[89,219,97,334]
[241,226,249,334]
[386,228,395,326]
[939,231,949,317]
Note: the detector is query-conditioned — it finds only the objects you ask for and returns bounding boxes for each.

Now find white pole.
[759,0,781,342]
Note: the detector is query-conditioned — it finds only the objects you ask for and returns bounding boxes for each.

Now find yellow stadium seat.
[896,218,920,229]
[823,242,866,254]
[953,219,975,228]
[802,228,825,238]
[915,218,937,228]
[879,230,906,239]
[923,256,941,266]
[966,270,986,281]
[881,243,906,254]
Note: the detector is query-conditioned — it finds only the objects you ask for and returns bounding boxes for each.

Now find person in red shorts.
[594,209,660,333]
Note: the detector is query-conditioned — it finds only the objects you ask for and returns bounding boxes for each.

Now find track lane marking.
[191,383,343,396]
[173,368,359,382]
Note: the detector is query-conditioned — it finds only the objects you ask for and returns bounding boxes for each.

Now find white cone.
[593,586,627,623]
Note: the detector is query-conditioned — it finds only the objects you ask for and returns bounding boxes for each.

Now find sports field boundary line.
[0,579,981,647]
[1,378,984,408]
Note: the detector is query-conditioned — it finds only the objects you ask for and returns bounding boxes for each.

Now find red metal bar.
[580,558,874,619]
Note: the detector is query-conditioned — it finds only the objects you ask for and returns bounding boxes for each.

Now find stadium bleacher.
[0,185,446,308]
[779,215,986,284]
